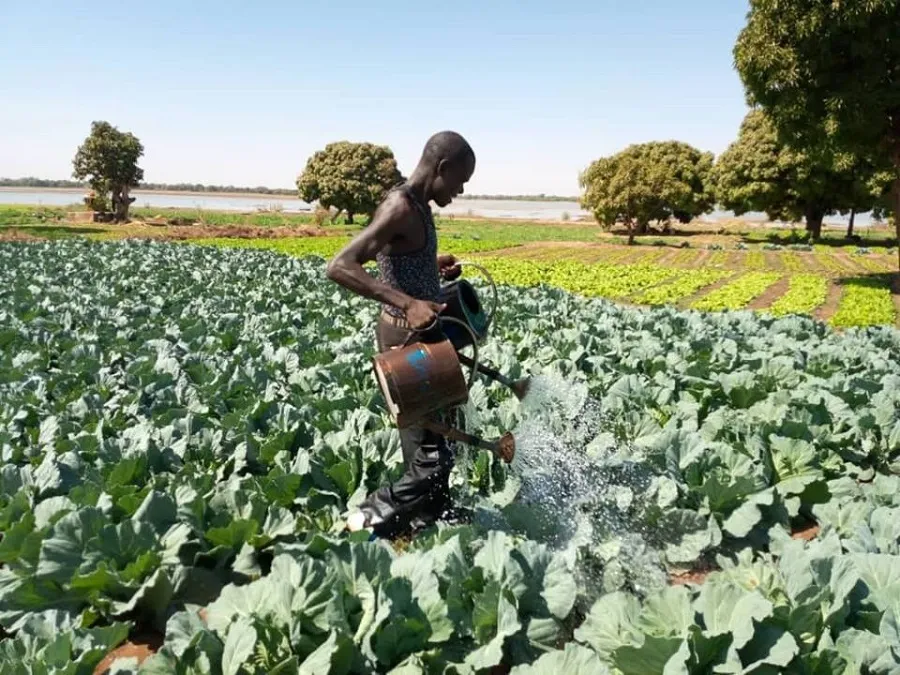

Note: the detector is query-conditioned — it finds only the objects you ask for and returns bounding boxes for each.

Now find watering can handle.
[453,260,498,331]
[402,316,481,390]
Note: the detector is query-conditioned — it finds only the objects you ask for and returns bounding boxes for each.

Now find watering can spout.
[495,432,516,464]
[455,354,532,401]
[422,420,516,464]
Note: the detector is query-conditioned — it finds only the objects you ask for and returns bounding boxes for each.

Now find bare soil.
[815,283,844,323]
[692,249,713,268]
[93,632,163,674]
[0,228,41,242]
[154,224,325,240]
[669,559,720,587]
[676,272,737,309]
[790,522,820,542]
[762,251,783,271]
[746,276,790,311]
[830,251,868,275]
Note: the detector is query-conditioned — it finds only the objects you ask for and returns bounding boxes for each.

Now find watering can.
[371,262,531,462]
[435,261,531,401]
[372,316,516,463]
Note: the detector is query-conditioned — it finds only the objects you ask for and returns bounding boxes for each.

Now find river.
[0,188,878,227]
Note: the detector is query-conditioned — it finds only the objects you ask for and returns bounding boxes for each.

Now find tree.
[579,141,715,245]
[296,141,403,224]
[734,0,900,267]
[714,110,890,240]
[72,121,144,222]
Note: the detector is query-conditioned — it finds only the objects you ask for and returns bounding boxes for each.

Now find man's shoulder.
[376,189,417,223]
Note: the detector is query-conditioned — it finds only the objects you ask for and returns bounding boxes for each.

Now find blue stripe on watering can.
[406,347,432,395]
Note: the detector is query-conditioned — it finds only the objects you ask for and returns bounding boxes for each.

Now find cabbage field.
[1,239,900,674]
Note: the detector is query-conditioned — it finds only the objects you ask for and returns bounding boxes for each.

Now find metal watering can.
[371,262,531,463]
[436,261,532,400]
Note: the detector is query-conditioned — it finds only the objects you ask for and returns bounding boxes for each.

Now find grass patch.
[0,205,69,227]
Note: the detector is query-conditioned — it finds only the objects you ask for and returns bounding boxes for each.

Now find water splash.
[509,372,668,596]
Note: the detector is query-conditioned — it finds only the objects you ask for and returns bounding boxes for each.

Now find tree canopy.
[579,141,715,244]
[714,110,890,240]
[296,142,403,224]
[734,0,900,262]
[72,121,144,222]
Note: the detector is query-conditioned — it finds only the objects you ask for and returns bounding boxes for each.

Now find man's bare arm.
[326,197,446,329]
[325,196,416,310]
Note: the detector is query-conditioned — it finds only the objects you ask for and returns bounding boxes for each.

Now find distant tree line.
[0,178,90,189]
[456,194,578,202]
[0,176,573,203]
[0,176,297,196]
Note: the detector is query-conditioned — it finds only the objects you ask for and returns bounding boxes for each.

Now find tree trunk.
[846,209,856,239]
[804,208,824,242]
[345,211,355,225]
[626,220,635,246]
[893,177,900,272]
[111,187,133,222]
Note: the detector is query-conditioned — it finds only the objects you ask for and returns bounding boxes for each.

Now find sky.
[0,1,751,196]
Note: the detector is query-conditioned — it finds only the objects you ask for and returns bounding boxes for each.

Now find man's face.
[433,155,475,207]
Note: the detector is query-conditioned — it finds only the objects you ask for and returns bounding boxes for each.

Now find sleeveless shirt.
[376,185,440,318]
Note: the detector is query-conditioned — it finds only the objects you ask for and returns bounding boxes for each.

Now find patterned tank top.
[377,185,440,318]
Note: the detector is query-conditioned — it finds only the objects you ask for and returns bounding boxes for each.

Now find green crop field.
[195,237,898,327]
[2,239,900,673]
[2,200,897,328]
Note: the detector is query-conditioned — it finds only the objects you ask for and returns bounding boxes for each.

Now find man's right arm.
[326,197,444,328]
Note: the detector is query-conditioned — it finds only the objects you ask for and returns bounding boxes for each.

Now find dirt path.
[692,249,712,269]
[815,282,844,323]
[762,251,783,271]
[0,228,41,242]
[746,276,790,311]
[138,223,325,241]
[830,251,869,275]
[656,248,688,267]
[676,273,738,309]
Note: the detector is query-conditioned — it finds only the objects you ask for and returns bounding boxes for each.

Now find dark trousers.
[359,317,456,536]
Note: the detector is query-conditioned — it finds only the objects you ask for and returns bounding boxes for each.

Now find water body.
[0,188,879,226]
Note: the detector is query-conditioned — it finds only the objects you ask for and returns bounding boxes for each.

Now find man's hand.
[405,299,446,330]
[438,254,462,281]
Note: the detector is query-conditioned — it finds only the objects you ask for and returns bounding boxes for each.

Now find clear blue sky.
[0,1,751,195]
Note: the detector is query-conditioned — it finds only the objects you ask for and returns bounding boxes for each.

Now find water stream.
[507,373,668,595]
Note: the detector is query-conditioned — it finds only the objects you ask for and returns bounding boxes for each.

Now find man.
[325,130,476,537]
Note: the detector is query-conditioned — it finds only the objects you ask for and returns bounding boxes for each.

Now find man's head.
[419,131,475,207]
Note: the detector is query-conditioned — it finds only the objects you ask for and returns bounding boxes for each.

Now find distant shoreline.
[0,186,579,204]
[0,186,302,201]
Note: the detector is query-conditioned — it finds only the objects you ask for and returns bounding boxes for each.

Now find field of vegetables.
[2,239,900,673]
[196,236,899,328]
[2,205,898,328]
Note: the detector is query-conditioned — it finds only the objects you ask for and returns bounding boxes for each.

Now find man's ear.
[436,158,448,176]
